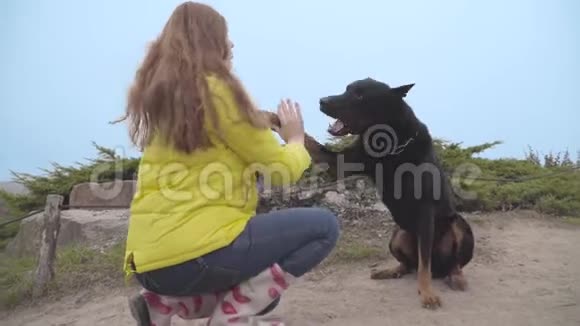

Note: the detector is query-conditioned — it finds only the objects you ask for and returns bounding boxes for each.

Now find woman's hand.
[276,99,305,145]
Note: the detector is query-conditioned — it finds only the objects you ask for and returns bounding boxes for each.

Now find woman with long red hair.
[119,2,339,325]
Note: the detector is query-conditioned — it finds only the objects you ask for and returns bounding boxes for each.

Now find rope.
[0,210,44,228]
[0,204,130,228]
[61,204,130,209]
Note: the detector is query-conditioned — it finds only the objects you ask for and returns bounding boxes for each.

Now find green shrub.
[321,136,579,217]
[0,222,20,250]
[0,142,140,215]
[0,243,125,310]
[0,143,140,251]
[0,138,578,238]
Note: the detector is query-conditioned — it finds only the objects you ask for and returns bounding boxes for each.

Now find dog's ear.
[391,83,415,98]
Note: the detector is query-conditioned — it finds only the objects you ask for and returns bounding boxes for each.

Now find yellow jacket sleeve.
[207,76,311,187]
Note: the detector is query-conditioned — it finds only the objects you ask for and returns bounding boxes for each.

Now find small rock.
[322,191,348,206]
[297,189,319,200]
[371,202,389,212]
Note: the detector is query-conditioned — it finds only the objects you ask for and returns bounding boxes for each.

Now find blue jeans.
[135,207,339,300]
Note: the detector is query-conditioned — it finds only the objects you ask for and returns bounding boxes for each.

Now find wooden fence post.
[32,194,64,298]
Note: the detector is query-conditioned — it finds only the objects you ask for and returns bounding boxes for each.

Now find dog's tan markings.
[304,134,324,157]
[451,220,464,245]
[447,264,468,291]
[417,237,441,309]
[446,219,469,290]
[393,228,416,260]
[259,110,280,130]
[371,263,409,280]
[435,228,455,258]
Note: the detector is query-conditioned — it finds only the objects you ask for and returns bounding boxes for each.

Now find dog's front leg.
[304,133,341,178]
[304,133,334,161]
[305,135,368,181]
[261,110,339,177]
[417,207,441,309]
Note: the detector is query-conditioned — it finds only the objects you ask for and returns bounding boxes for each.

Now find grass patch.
[326,230,387,265]
[0,254,35,309]
[564,217,580,226]
[333,241,384,262]
[0,243,125,310]
[1,230,387,309]
[52,243,125,289]
[0,228,388,310]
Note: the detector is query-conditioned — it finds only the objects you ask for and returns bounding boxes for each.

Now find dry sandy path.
[3,212,580,326]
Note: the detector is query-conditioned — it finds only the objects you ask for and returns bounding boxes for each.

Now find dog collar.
[389,131,418,155]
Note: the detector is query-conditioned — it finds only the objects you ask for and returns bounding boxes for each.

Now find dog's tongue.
[328,119,346,135]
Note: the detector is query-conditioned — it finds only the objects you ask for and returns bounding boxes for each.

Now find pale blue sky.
[1,0,578,180]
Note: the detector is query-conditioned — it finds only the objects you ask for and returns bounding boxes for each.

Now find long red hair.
[117,1,269,153]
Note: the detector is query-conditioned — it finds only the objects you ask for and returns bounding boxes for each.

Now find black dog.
[301,78,474,309]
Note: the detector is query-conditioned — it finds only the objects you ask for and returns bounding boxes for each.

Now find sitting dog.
[291,78,475,309]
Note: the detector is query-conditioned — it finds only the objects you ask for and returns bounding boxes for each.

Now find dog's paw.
[259,110,281,130]
[447,273,468,291]
[370,268,403,280]
[418,288,442,310]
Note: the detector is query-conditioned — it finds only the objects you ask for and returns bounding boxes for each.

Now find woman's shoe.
[128,293,152,326]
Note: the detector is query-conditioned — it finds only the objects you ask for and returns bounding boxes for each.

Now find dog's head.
[320,78,415,136]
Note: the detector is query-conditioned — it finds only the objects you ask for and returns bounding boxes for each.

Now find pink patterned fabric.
[207,263,294,326]
[140,290,219,326]
[139,263,294,326]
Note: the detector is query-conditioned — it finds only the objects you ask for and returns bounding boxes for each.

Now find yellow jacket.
[123,75,312,277]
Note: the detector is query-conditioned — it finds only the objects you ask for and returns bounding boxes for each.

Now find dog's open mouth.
[328,119,350,136]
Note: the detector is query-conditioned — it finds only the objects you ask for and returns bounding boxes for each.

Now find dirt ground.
[3,211,580,326]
